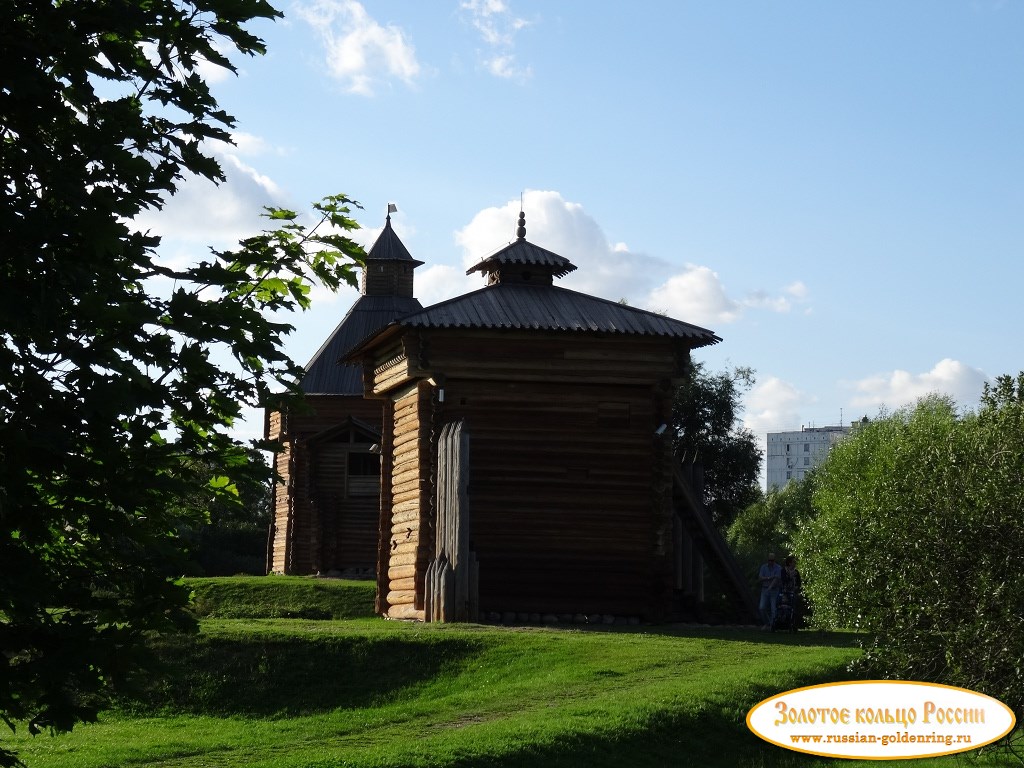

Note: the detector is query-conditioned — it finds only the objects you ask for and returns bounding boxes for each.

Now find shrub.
[796,380,1024,725]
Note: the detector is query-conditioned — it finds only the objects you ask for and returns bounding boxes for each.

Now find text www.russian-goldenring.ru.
[789,732,972,747]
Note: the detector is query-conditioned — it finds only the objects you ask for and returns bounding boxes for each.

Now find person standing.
[781,555,803,629]
[758,553,782,629]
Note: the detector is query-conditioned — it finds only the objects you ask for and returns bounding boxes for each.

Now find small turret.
[466,210,577,286]
[361,206,424,298]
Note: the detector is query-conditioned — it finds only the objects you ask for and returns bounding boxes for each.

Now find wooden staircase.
[671,463,759,624]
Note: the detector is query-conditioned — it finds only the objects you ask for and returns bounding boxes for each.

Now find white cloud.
[744,377,811,435]
[460,0,533,81]
[447,190,809,335]
[737,280,810,315]
[194,40,236,84]
[456,189,670,300]
[415,264,474,307]
[294,0,420,95]
[134,140,286,248]
[229,131,291,157]
[742,289,792,314]
[848,359,990,411]
[785,281,808,299]
[646,266,741,327]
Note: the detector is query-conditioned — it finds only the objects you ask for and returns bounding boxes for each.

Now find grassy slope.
[7,578,1013,768]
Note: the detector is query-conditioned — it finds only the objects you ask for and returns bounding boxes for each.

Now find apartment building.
[766,425,851,488]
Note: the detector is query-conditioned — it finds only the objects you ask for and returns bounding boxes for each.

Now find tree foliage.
[796,377,1024,728]
[727,471,815,585]
[673,362,763,528]
[1,1,364,763]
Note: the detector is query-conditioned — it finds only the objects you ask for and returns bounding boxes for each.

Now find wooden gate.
[424,421,479,622]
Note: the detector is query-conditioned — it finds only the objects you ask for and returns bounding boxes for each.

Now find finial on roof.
[516,210,526,240]
[387,202,397,222]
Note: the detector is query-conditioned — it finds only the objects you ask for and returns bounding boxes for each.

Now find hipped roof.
[466,238,576,279]
[346,224,720,360]
[394,283,719,341]
[301,295,423,394]
[300,215,423,394]
[346,280,720,360]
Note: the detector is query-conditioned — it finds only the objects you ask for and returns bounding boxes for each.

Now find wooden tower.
[266,212,423,575]
[347,212,745,621]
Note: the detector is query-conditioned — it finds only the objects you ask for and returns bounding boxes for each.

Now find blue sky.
[145,1,1024,459]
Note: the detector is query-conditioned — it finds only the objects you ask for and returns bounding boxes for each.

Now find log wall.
[367,327,686,620]
[381,381,432,620]
[266,394,386,575]
[437,378,673,618]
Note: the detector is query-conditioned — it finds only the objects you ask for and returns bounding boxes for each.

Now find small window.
[347,451,380,497]
[803,443,810,452]
[803,456,810,466]
[786,471,792,480]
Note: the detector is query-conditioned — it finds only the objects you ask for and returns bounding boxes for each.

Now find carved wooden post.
[426,421,477,621]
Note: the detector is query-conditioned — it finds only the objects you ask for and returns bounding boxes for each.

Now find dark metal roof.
[384,283,720,346]
[301,294,423,394]
[466,238,576,279]
[365,215,424,265]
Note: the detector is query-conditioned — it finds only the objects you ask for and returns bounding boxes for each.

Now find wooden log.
[393,398,417,416]
[392,450,420,470]
[389,577,416,592]
[391,520,419,537]
[388,539,422,556]
[392,487,423,506]
[395,412,420,429]
[388,550,419,567]
[388,563,417,580]
[392,466,423,487]
[387,590,416,605]
[392,438,425,459]
[392,477,424,496]
[391,506,420,526]
[388,604,424,620]
[392,497,421,516]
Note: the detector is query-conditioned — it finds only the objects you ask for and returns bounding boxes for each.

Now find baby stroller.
[772,588,798,633]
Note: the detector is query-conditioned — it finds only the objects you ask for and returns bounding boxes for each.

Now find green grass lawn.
[6,578,1016,768]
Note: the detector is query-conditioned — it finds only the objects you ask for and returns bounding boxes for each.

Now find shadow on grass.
[444,673,851,768]
[528,621,864,650]
[118,634,483,718]
[655,627,864,649]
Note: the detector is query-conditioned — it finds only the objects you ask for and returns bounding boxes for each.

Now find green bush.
[796,379,1024,722]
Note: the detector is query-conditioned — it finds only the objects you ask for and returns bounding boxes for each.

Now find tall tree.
[673,362,763,528]
[797,380,1024,740]
[0,2,363,763]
